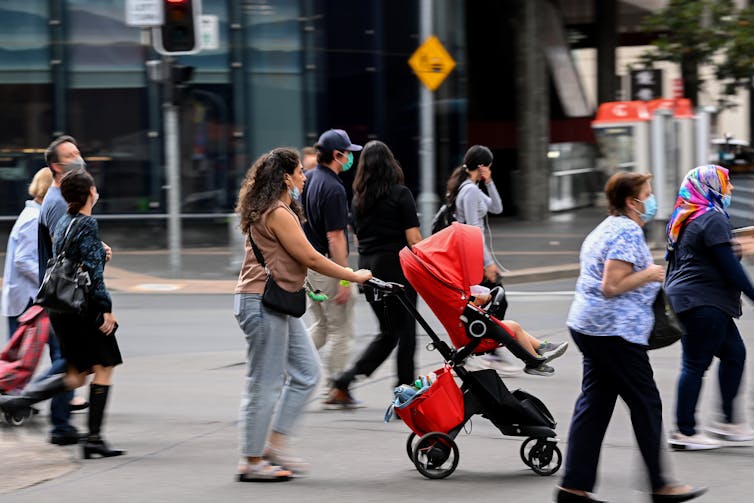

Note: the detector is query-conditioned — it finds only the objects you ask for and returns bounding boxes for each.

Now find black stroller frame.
[367,278,562,479]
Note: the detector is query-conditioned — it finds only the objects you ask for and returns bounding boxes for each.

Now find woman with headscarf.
[665,165,754,450]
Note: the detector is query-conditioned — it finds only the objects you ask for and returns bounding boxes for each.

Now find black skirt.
[49,310,123,373]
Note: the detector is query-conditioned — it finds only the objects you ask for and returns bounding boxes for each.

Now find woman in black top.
[327,141,422,404]
[0,169,125,459]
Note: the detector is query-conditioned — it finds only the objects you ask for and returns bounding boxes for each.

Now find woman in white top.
[445,145,503,284]
[1,167,53,337]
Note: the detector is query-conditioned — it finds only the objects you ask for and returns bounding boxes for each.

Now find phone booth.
[644,98,694,220]
[593,99,698,243]
[592,101,651,176]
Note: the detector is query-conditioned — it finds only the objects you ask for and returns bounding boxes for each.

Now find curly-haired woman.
[234,148,372,482]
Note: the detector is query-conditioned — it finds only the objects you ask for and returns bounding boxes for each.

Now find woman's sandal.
[263,448,310,476]
[237,459,292,482]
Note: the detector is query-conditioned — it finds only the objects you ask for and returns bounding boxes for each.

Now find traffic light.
[170,64,194,104]
[153,0,202,55]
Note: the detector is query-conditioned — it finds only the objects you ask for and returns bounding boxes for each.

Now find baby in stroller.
[369,222,567,479]
[469,284,568,376]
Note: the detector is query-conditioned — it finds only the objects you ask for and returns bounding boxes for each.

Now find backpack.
[431,204,456,234]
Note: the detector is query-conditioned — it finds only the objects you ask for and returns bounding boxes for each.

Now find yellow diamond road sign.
[408,35,456,91]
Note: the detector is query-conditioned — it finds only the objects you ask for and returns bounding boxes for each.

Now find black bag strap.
[58,217,82,257]
[247,228,270,275]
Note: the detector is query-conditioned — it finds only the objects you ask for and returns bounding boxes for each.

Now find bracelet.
[340,267,353,287]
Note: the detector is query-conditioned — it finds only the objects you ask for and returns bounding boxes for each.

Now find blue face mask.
[634,193,657,223]
[712,189,732,209]
[340,151,354,172]
[289,186,300,201]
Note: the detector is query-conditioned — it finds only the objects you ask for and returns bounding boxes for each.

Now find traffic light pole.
[417,0,438,236]
[164,96,182,278]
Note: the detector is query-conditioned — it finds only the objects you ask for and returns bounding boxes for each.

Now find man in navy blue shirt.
[301,129,362,406]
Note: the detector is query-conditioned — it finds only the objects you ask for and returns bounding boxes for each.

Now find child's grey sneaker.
[536,341,569,363]
[523,362,555,377]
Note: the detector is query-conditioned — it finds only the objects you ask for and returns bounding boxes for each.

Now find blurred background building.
[0,0,750,245]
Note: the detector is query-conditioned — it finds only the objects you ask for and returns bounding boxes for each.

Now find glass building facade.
[0,0,469,219]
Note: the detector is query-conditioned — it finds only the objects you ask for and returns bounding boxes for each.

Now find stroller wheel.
[4,410,26,426]
[412,432,459,479]
[405,432,419,462]
[520,437,561,476]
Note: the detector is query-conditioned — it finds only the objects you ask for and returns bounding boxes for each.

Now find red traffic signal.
[153,0,201,55]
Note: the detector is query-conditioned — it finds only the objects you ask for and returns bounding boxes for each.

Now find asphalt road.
[4,279,754,502]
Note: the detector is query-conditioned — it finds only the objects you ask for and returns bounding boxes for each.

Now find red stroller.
[368,223,561,479]
[0,305,50,425]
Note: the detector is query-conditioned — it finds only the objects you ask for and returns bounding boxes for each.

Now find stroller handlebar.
[365,278,404,293]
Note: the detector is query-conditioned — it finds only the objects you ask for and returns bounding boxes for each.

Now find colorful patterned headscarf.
[666,164,731,254]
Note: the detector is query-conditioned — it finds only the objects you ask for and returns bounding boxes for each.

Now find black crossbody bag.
[248,230,306,318]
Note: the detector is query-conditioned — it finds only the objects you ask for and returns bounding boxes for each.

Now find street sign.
[630,68,663,101]
[408,35,456,91]
[200,15,219,50]
[126,0,163,27]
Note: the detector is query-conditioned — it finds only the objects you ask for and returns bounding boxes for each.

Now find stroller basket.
[395,366,464,436]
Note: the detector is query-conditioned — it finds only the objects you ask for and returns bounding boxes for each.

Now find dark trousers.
[6,297,33,339]
[35,330,75,435]
[675,306,745,435]
[349,252,417,386]
[562,330,667,492]
[7,315,20,339]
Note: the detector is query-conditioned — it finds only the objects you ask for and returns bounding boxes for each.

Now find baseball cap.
[316,129,362,153]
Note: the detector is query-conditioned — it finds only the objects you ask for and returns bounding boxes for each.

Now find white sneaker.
[481,353,523,377]
[706,421,754,442]
[668,431,722,450]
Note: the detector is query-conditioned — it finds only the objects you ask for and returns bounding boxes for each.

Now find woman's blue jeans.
[234,293,320,457]
[675,306,746,436]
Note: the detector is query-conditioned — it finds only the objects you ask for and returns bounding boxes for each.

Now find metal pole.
[416,0,438,236]
[164,101,182,277]
[695,107,710,168]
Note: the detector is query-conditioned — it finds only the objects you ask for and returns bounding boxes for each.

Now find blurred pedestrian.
[301,146,317,173]
[556,171,705,503]
[2,167,53,337]
[301,129,363,401]
[0,168,125,460]
[38,135,95,444]
[327,140,421,403]
[665,165,754,450]
[444,145,520,376]
[234,148,371,481]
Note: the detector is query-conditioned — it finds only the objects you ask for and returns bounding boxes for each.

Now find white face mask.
[92,192,99,208]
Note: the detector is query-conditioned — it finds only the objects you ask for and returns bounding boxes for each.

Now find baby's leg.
[500,320,539,357]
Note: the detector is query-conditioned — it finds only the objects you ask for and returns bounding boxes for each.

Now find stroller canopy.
[400,223,497,352]
[410,223,484,293]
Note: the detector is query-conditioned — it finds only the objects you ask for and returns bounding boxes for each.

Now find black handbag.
[248,230,306,318]
[34,218,91,314]
[647,288,683,350]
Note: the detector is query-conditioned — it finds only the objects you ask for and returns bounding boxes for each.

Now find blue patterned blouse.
[567,215,659,345]
[52,214,112,314]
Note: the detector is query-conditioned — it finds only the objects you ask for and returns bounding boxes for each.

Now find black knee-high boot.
[0,374,67,412]
[82,383,125,459]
